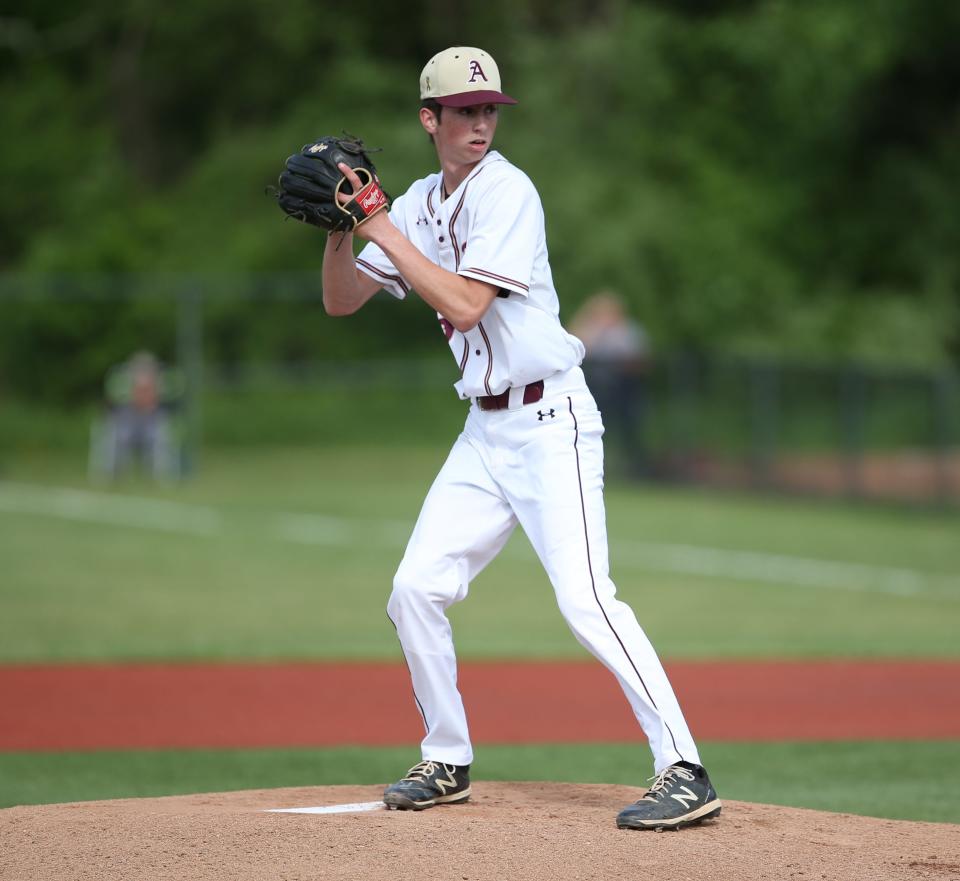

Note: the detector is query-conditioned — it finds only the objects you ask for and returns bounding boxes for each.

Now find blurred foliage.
[1,0,958,403]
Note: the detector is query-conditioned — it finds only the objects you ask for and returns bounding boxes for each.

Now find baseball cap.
[419,47,518,107]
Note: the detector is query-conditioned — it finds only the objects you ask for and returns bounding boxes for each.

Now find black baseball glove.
[273,135,388,232]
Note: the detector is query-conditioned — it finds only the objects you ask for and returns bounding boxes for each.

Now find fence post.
[932,369,956,507]
[667,352,698,480]
[177,282,203,476]
[839,364,865,499]
[749,359,778,488]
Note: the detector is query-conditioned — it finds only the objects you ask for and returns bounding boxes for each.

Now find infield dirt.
[5,659,960,751]
[3,782,959,881]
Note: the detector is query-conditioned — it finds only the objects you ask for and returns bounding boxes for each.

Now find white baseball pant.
[387,367,701,773]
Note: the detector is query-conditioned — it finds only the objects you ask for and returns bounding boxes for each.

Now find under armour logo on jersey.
[468,61,488,83]
[537,409,556,421]
[416,215,429,226]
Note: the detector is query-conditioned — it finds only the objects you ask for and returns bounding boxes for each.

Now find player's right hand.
[337,162,390,241]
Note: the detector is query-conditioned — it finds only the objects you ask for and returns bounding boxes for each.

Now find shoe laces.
[401,760,445,782]
[641,764,696,802]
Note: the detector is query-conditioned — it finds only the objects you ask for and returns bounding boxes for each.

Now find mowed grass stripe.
[1,480,955,598]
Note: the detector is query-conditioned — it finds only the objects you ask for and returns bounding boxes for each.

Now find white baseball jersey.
[355,151,585,398]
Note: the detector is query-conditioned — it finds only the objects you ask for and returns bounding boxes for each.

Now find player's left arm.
[338,164,497,332]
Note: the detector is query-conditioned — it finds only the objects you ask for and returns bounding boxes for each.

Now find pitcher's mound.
[2,782,958,881]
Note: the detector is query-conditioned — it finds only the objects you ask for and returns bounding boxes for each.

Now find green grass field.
[2,445,958,662]
[1,445,958,819]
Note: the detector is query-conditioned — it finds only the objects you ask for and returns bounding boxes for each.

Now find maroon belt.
[476,380,545,412]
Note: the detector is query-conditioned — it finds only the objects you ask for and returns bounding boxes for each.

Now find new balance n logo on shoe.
[434,767,461,795]
[670,786,700,809]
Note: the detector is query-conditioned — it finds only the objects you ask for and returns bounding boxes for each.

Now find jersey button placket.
[437,214,449,252]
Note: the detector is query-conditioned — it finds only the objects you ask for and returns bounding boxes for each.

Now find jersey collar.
[439,151,504,205]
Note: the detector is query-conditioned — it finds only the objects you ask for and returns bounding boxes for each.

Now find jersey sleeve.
[457,171,541,297]
[355,191,412,300]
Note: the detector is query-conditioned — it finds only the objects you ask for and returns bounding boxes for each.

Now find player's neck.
[438,155,486,199]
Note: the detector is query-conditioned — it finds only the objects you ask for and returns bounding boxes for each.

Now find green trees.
[1,0,957,402]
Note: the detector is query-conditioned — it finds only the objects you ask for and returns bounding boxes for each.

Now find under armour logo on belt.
[537,409,556,421]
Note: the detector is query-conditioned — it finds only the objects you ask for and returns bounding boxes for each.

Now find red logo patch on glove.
[356,179,387,217]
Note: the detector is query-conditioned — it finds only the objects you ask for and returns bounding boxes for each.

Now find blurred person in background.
[570,291,652,475]
[91,351,180,481]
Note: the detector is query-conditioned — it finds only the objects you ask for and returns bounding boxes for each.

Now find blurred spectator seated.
[89,351,184,481]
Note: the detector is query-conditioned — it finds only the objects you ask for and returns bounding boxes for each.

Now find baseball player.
[318,47,720,831]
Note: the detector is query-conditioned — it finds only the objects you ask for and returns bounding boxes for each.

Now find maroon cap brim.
[435,90,518,107]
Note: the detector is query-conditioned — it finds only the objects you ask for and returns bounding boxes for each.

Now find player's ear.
[419,106,440,133]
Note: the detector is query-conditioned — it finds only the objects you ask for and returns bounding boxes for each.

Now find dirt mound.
[2,782,958,881]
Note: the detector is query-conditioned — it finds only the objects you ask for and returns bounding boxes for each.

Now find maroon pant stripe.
[386,610,429,736]
[566,396,685,764]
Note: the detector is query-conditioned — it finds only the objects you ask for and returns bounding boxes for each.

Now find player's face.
[433,103,499,166]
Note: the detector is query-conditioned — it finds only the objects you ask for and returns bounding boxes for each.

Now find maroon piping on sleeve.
[461,267,529,292]
[356,258,409,293]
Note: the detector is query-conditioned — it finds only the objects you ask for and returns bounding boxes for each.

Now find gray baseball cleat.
[616,762,721,831]
[383,760,471,811]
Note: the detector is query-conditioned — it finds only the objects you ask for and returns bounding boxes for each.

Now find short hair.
[420,98,443,144]
[420,98,444,121]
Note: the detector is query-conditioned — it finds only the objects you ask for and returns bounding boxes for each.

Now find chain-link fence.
[1,274,956,505]
[593,354,958,506]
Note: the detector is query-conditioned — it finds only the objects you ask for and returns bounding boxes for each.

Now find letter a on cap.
[468,61,488,83]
